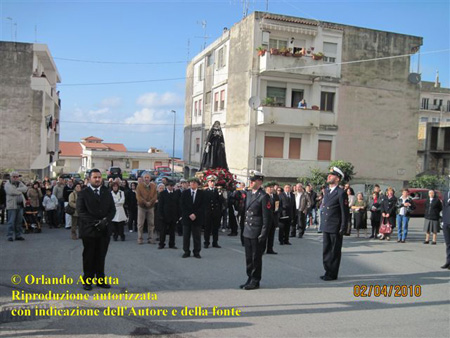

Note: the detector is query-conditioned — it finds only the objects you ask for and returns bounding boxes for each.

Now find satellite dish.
[408,73,421,84]
[248,96,261,110]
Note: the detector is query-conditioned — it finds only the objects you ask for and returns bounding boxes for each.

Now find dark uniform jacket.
[268,193,280,217]
[158,189,180,223]
[321,186,349,234]
[443,191,450,225]
[180,189,205,225]
[204,188,224,217]
[279,192,296,219]
[243,188,272,240]
[77,185,116,238]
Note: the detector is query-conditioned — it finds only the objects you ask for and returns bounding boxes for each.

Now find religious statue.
[199,121,229,171]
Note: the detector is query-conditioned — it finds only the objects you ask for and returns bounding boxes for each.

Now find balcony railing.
[260,157,331,178]
[257,106,336,128]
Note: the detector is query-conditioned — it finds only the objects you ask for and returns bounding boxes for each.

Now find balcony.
[259,52,340,78]
[31,76,59,105]
[260,157,331,178]
[257,106,336,128]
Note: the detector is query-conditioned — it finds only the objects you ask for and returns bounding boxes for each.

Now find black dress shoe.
[204,244,209,249]
[16,237,25,241]
[266,250,278,254]
[97,283,111,289]
[285,242,291,245]
[289,234,295,238]
[83,284,93,291]
[279,242,284,245]
[194,254,201,259]
[212,244,221,248]
[320,275,337,281]
[244,282,260,290]
[158,245,164,249]
[239,278,251,289]
[7,238,13,242]
[169,246,178,249]
[440,263,450,269]
[297,235,303,238]
[182,253,190,258]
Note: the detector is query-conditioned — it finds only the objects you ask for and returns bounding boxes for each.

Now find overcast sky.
[1,0,449,157]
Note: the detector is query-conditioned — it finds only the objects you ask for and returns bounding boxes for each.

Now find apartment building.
[183,12,423,187]
[0,42,61,179]
[417,76,450,175]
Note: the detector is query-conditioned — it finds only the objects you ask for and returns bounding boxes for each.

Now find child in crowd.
[42,189,58,228]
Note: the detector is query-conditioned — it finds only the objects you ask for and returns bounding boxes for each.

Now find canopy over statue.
[199,121,229,171]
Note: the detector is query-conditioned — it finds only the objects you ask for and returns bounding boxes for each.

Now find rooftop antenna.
[242,0,249,18]
[266,0,269,11]
[34,24,38,42]
[196,20,210,50]
[187,38,190,63]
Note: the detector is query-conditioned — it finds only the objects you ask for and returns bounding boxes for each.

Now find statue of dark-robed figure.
[199,121,229,171]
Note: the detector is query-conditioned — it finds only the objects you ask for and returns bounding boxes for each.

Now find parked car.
[107,166,122,180]
[408,188,443,216]
[154,166,171,174]
[84,169,92,178]
[128,169,146,180]
[155,172,183,185]
[69,172,82,182]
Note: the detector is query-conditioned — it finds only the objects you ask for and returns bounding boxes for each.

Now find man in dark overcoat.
[77,169,116,290]
[203,175,224,248]
[158,179,180,249]
[278,184,296,245]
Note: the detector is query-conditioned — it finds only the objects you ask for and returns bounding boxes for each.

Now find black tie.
[192,191,195,203]
[94,188,99,195]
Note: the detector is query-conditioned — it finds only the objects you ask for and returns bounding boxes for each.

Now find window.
[323,42,337,63]
[205,91,211,104]
[207,53,214,66]
[217,45,227,69]
[318,140,332,161]
[432,117,440,122]
[198,63,203,81]
[269,38,287,50]
[421,98,429,110]
[289,138,301,159]
[267,86,286,107]
[320,92,335,112]
[198,99,202,116]
[291,90,304,108]
[214,92,219,112]
[264,136,284,158]
[195,138,200,153]
[447,100,450,112]
[194,101,198,117]
[220,90,225,110]
[420,117,429,122]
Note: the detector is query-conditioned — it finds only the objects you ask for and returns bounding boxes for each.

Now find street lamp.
[171,110,176,174]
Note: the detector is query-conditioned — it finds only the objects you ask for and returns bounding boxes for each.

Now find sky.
[1,0,449,158]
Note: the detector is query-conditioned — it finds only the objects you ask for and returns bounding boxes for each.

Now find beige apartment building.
[0,42,61,179]
[417,75,450,175]
[183,12,423,188]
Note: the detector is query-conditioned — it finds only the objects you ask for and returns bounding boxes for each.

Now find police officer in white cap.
[320,167,349,281]
[203,175,224,248]
[240,171,271,290]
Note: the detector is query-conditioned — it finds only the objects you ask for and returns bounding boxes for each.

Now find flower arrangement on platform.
[199,167,238,191]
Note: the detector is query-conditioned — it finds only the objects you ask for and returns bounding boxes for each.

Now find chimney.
[434,70,440,88]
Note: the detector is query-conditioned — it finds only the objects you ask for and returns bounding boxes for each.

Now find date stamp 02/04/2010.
[353,285,422,298]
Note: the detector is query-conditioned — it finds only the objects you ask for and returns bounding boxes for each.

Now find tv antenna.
[196,20,210,50]
[242,0,249,18]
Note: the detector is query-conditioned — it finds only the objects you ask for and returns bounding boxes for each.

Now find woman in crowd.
[352,192,367,238]
[368,191,382,238]
[380,187,397,241]
[27,181,43,223]
[396,188,415,243]
[345,187,356,235]
[68,182,82,240]
[126,182,138,232]
[423,190,442,245]
[111,182,127,241]
[154,183,165,242]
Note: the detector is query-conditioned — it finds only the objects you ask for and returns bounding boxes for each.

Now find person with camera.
[76,169,116,290]
[396,188,415,243]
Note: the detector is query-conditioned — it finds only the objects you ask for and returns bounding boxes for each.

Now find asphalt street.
[0,217,449,338]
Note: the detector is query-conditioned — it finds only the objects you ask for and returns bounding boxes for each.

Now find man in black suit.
[180,177,204,258]
[441,189,450,270]
[320,167,349,281]
[264,182,279,254]
[240,171,271,290]
[295,184,310,238]
[278,184,296,245]
[77,169,116,290]
[158,180,180,249]
[203,175,224,248]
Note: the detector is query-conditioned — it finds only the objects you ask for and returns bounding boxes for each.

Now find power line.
[54,57,186,65]
[60,120,185,126]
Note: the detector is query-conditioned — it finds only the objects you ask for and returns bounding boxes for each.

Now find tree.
[297,168,327,188]
[329,160,356,184]
[409,175,446,190]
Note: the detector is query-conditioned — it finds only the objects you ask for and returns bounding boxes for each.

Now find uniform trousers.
[183,221,201,255]
[81,236,110,281]
[322,232,343,279]
[266,216,277,252]
[160,220,176,248]
[443,223,450,265]
[244,237,264,282]
[204,210,221,246]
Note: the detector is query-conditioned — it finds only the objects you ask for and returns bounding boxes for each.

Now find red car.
[408,188,443,216]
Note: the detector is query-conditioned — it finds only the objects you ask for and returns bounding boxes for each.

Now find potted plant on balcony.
[270,48,280,55]
[312,52,324,60]
[256,46,267,56]
[293,50,303,58]
[280,47,292,56]
[262,97,276,106]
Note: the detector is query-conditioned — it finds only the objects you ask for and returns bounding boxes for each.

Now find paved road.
[0,217,449,337]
